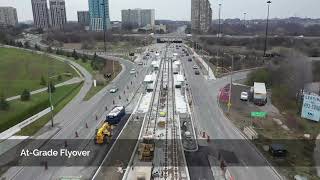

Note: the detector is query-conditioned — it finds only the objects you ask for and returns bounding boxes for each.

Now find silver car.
[109,87,118,93]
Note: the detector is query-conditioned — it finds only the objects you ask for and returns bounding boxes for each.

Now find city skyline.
[0,0,320,23]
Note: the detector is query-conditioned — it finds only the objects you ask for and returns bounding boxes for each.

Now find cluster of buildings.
[0,7,18,27]
[31,0,66,30]
[191,0,212,33]
[77,7,157,32]
[121,9,155,29]
[0,0,213,34]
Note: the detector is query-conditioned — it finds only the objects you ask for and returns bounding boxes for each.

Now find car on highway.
[193,65,198,69]
[194,70,200,75]
[240,91,248,101]
[188,58,192,62]
[130,69,137,74]
[138,62,143,65]
[109,87,118,93]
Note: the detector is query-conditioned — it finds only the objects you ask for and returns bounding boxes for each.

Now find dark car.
[269,144,287,157]
[188,58,192,62]
[195,70,200,75]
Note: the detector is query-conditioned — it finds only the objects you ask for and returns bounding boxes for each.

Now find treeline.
[56,49,106,71]
[199,36,320,57]
[209,22,320,37]
[44,31,151,45]
[246,52,313,111]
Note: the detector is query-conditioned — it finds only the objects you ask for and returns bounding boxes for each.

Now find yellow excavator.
[94,122,112,144]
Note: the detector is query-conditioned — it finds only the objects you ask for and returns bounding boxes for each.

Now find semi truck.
[106,106,126,125]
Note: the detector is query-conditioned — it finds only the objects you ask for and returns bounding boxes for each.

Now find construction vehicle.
[138,135,155,161]
[94,122,112,144]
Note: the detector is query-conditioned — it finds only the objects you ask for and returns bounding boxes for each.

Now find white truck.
[174,74,184,88]
[251,82,267,106]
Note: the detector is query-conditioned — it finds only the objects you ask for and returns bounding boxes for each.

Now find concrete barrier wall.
[0,107,52,140]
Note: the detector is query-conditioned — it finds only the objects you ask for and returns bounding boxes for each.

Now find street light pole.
[243,12,247,27]
[218,3,222,37]
[100,1,114,77]
[228,55,234,112]
[264,1,272,57]
[46,51,54,127]
[100,2,107,53]
[61,8,66,34]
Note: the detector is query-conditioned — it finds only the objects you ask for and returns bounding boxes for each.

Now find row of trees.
[44,30,151,47]
[56,48,104,71]
[246,52,313,111]
[3,39,41,51]
[208,22,320,37]
[199,36,320,58]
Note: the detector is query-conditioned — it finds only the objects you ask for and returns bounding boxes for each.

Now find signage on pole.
[301,94,320,122]
[251,112,267,118]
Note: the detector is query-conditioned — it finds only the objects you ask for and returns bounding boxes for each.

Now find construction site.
[119,44,198,180]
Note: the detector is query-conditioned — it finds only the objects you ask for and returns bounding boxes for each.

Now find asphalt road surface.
[1,44,154,180]
[179,45,282,180]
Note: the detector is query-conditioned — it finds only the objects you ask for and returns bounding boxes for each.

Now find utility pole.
[227,56,234,112]
[46,51,54,127]
[101,1,114,77]
[217,3,222,73]
[243,12,247,27]
[216,50,219,74]
[101,2,107,54]
[61,8,66,34]
[218,3,222,37]
[264,1,272,57]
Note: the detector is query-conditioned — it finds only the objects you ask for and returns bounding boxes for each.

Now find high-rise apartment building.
[31,0,50,29]
[77,11,90,26]
[121,9,155,29]
[191,0,212,33]
[121,9,141,28]
[49,0,67,29]
[140,9,155,27]
[88,0,111,31]
[0,7,18,27]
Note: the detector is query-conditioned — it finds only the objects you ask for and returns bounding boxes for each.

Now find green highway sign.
[251,112,267,118]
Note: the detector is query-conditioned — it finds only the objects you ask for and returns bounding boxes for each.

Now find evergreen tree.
[0,94,9,111]
[20,89,31,101]
[57,75,62,81]
[34,44,40,51]
[24,41,30,48]
[72,49,79,60]
[40,76,46,86]
[47,46,53,53]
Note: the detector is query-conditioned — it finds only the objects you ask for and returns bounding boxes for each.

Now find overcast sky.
[0,0,319,22]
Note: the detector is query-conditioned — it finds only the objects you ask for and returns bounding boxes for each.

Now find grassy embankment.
[16,83,82,136]
[0,48,80,133]
[0,47,76,97]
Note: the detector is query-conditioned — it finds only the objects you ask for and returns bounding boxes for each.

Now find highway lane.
[1,45,155,180]
[179,46,282,180]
